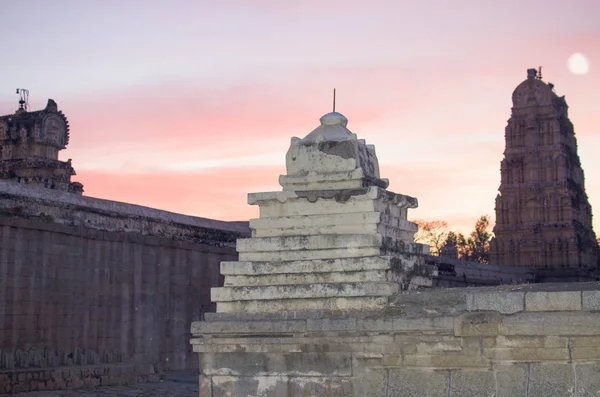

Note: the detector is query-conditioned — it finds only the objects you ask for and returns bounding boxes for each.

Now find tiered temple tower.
[490,68,597,272]
[0,98,83,194]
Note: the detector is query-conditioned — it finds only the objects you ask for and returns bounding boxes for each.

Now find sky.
[1,0,599,235]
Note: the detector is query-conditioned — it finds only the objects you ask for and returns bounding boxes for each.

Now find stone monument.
[210,111,434,314]
[490,68,598,272]
[191,110,600,397]
[0,98,83,193]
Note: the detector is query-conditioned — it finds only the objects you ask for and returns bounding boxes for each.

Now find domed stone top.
[319,112,348,127]
[300,112,355,144]
[512,68,554,109]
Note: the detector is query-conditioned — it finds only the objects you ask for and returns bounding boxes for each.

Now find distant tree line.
[412,216,492,264]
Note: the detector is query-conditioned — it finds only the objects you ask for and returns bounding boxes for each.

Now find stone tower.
[490,68,597,272]
[0,98,83,194]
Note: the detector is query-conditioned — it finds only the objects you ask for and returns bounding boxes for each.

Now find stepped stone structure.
[490,68,598,272]
[0,99,83,194]
[191,110,600,397]
[210,111,434,314]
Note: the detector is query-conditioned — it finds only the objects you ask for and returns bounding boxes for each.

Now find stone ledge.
[236,234,382,252]
[220,257,391,276]
[191,320,307,335]
[212,282,399,302]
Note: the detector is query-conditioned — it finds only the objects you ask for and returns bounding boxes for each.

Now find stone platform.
[192,283,600,396]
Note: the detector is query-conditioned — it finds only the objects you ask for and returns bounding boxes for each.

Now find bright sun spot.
[567,53,590,75]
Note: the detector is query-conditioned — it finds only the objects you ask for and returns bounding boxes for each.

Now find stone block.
[236,234,382,253]
[288,376,353,396]
[454,312,503,337]
[220,256,391,276]
[212,282,399,302]
[583,291,600,311]
[350,367,387,397]
[494,364,528,397]
[483,347,569,361]
[495,335,569,348]
[199,375,212,397]
[503,312,600,336]
[404,349,488,368]
[575,363,600,397]
[393,316,454,332]
[200,352,353,377]
[466,291,524,314]
[216,296,389,313]
[571,346,600,360]
[224,269,389,287]
[525,291,582,311]
[528,363,575,397]
[211,375,289,397]
[306,318,357,332]
[357,318,394,332]
[191,320,307,335]
[239,246,381,261]
[449,370,495,397]
[387,368,449,397]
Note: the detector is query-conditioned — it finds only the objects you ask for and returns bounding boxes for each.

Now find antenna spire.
[16,88,29,112]
[333,88,336,112]
[537,66,543,80]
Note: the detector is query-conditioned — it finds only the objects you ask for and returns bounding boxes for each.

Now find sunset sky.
[1,0,599,234]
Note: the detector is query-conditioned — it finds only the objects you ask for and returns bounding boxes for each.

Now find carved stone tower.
[0,99,83,194]
[490,68,597,272]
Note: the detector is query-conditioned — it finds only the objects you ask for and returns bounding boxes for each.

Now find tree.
[412,220,450,256]
[462,215,492,264]
[443,230,468,258]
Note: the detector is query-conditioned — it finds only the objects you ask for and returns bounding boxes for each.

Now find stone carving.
[0,99,83,194]
[209,111,435,314]
[490,69,598,271]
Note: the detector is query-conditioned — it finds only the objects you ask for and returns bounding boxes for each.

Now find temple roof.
[0,99,70,148]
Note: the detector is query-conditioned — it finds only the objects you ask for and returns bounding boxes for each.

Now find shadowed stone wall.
[0,181,249,393]
[192,283,600,396]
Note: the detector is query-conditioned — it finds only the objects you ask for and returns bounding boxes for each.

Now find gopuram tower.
[490,68,598,275]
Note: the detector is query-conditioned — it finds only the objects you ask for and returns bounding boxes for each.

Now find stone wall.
[427,255,536,287]
[192,282,600,396]
[0,180,249,393]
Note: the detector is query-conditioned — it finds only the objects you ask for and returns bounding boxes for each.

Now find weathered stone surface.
[220,257,391,276]
[191,284,600,396]
[503,312,600,335]
[350,366,387,397]
[466,291,524,314]
[583,291,600,311]
[212,282,399,302]
[199,375,212,397]
[526,291,582,311]
[191,320,306,335]
[495,364,528,397]
[575,363,600,397]
[216,296,390,313]
[528,363,575,397]
[450,370,495,397]
[387,368,449,397]
[200,352,352,377]
[454,312,503,337]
